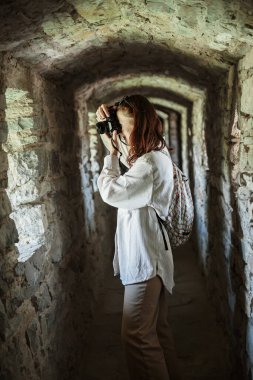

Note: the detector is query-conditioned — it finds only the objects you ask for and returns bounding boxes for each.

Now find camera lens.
[96,121,108,134]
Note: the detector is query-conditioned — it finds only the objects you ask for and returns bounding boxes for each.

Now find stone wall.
[190,95,209,270]
[236,48,253,379]
[203,48,253,379]
[203,66,239,377]
[0,54,116,380]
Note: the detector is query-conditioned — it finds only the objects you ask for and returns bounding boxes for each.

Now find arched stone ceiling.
[1,0,253,86]
[56,42,220,88]
[88,90,193,124]
[86,85,193,112]
[79,73,204,112]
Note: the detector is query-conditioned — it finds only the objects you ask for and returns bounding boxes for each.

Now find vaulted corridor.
[0,1,253,380]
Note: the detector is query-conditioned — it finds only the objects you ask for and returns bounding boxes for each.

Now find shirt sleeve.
[97,154,153,210]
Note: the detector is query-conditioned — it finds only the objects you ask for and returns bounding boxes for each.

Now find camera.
[96,106,122,137]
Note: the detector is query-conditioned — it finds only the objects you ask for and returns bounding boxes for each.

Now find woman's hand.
[96,104,119,156]
[96,103,110,121]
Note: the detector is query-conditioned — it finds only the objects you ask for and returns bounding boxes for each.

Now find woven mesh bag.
[163,162,194,247]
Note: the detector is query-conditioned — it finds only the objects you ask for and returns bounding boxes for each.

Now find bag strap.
[155,212,168,251]
[118,159,129,175]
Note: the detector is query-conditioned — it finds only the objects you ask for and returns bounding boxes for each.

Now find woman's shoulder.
[145,146,172,161]
[157,145,171,158]
[146,148,173,176]
[135,146,172,167]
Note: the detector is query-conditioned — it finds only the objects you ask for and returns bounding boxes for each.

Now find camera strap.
[118,134,128,146]
[110,134,128,156]
[110,137,122,156]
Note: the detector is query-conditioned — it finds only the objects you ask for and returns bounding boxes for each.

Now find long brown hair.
[115,94,168,167]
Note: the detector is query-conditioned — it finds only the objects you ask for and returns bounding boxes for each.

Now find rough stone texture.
[236,50,253,378]
[0,0,253,85]
[203,50,253,379]
[0,1,253,380]
[0,56,116,380]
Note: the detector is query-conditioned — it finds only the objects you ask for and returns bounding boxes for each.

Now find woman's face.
[117,109,134,145]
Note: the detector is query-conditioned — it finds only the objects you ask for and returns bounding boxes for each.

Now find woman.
[96,94,183,380]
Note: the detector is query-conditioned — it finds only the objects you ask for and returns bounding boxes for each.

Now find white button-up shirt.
[97,146,175,294]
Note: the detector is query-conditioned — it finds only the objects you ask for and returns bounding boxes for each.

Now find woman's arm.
[97,154,153,210]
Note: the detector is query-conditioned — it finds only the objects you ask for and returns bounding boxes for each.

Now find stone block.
[8,205,46,262]
[1,272,15,288]
[24,261,40,286]
[70,0,121,23]
[14,262,25,276]
[0,94,6,110]
[0,298,8,341]
[46,217,71,264]
[0,126,8,144]
[18,116,34,130]
[6,296,24,318]
[22,284,37,299]
[4,131,38,149]
[239,173,253,191]
[243,137,253,146]
[7,150,40,188]
[239,143,253,172]
[45,310,56,336]
[0,298,6,314]
[241,116,253,137]
[178,4,199,29]
[7,179,40,207]
[5,88,32,115]
[25,320,40,356]
[241,48,253,70]
[0,217,18,253]
[241,77,253,116]
[0,191,12,219]
[4,314,23,340]
[38,315,48,339]
[50,242,63,264]
[0,151,8,173]
[147,0,175,13]
[31,248,46,271]
[247,320,253,366]
[0,172,8,189]
[31,284,51,312]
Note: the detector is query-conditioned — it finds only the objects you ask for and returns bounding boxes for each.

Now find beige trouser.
[121,275,183,380]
